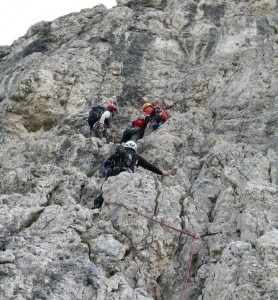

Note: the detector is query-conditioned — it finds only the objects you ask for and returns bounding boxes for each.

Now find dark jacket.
[136,154,163,175]
[104,148,163,177]
[120,126,145,143]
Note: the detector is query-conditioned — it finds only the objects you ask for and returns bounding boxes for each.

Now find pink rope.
[182,234,199,300]
[104,200,219,300]
[105,200,195,238]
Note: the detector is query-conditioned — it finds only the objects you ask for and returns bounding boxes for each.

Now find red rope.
[182,234,199,300]
[105,200,195,238]
[104,200,219,300]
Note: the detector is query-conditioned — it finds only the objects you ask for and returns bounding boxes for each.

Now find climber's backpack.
[115,145,137,170]
[152,103,168,121]
[88,106,105,127]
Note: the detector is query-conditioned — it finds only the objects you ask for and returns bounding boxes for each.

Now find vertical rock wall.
[0,0,277,299]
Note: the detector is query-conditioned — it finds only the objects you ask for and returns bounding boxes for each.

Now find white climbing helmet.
[124,141,137,151]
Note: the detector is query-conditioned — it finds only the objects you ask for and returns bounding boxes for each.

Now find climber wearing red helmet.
[90,103,118,143]
[120,118,146,143]
[106,104,118,112]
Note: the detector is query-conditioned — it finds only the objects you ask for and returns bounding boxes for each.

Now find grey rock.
[0,0,277,299]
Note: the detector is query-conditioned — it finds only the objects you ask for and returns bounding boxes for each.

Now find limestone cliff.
[0,0,277,299]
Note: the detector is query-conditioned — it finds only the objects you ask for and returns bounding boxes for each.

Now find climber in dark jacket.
[92,141,169,210]
[103,141,169,178]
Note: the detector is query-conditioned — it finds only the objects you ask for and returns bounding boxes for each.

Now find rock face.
[0,0,277,299]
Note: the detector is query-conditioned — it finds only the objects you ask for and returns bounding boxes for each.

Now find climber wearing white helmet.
[91,141,170,209]
[103,141,169,178]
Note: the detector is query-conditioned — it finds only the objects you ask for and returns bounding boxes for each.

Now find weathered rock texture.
[0,0,277,299]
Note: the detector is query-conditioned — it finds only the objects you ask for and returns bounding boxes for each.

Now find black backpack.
[115,145,137,171]
[88,106,105,127]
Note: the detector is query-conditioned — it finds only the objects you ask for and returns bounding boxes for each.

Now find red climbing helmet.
[132,118,145,129]
[107,104,118,111]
